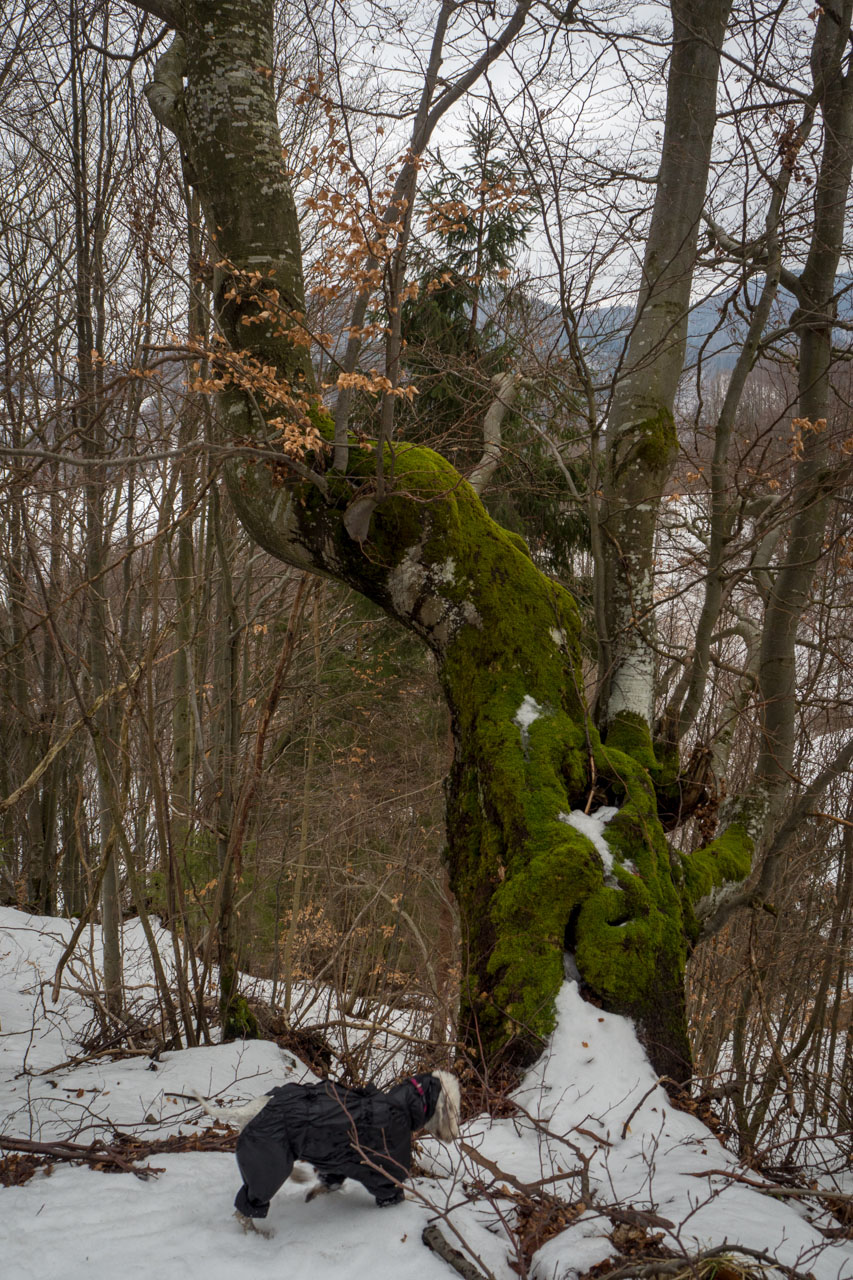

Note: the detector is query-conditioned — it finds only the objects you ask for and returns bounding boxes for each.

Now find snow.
[3,905,853,1280]
[559,806,620,874]
[514,695,544,732]
[514,983,846,1277]
[514,695,544,750]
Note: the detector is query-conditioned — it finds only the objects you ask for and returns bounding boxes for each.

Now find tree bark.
[138,0,758,1077]
[70,0,123,1016]
[599,0,732,740]
[755,1,853,830]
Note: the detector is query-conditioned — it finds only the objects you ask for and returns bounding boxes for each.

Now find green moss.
[222,994,260,1041]
[329,445,695,1067]
[434,508,687,1058]
[681,823,754,902]
[368,494,428,564]
[504,530,532,558]
[604,713,685,824]
[652,737,679,787]
[413,463,591,1054]
[230,431,697,1070]
[574,741,688,1021]
[605,711,658,772]
[487,822,604,1038]
[307,398,335,442]
[636,406,678,471]
[679,824,754,942]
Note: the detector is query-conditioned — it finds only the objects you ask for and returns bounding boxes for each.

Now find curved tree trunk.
[139,0,753,1079]
[227,426,697,1074]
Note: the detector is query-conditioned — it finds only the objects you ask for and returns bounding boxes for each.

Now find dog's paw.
[305,1178,346,1202]
[375,1189,406,1208]
[234,1211,274,1239]
[304,1174,345,1202]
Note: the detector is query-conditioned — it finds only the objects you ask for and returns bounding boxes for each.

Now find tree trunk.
[599,0,732,737]
[140,0,752,1077]
[169,185,208,920]
[755,1,853,831]
[70,1,123,1016]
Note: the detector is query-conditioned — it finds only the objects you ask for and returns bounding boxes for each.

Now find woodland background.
[1,0,853,1175]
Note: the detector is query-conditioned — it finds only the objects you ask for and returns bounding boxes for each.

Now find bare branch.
[468,371,520,496]
[121,0,181,29]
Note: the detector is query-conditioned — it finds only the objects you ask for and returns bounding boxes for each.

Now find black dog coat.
[234,1073,442,1218]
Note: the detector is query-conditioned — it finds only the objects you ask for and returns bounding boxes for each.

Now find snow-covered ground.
[2,905,852,1280]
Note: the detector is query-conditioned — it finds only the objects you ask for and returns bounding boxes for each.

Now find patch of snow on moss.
[559,805,619,873]
[513,695,543,749]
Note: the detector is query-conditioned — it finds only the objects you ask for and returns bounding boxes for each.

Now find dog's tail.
[192,1089,269,1133]
[424,1070,461,1143]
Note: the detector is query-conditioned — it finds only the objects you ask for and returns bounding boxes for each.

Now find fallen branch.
[458,1139,583,1199]
[422,1225,491,1280]
[0,1133,163,1179]
[687,1167,853,1204]
[607,1205,676,1231]
[26,1046,162,1077]
[592,1242,822,1280]
[621,1080,661,1140]
[0,1126,239,1180]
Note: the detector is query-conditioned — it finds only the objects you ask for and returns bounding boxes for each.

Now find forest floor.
[2,905,853,1280]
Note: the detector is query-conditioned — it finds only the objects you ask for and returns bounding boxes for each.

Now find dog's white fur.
[421,1070,461,1143]
[193,1090,268,1132]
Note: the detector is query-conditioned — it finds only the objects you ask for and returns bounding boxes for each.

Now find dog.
[194,1070,460,1229]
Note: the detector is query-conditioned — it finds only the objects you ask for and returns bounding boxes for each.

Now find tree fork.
[140,0,745,1077]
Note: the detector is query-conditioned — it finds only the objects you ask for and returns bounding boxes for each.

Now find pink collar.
[409,1075,427,1117]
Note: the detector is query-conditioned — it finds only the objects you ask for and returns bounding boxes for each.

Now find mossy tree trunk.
[138,0,755,1078]
[228,428,704,1075]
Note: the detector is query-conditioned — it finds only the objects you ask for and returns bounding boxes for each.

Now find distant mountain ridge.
[577,276,853,375]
